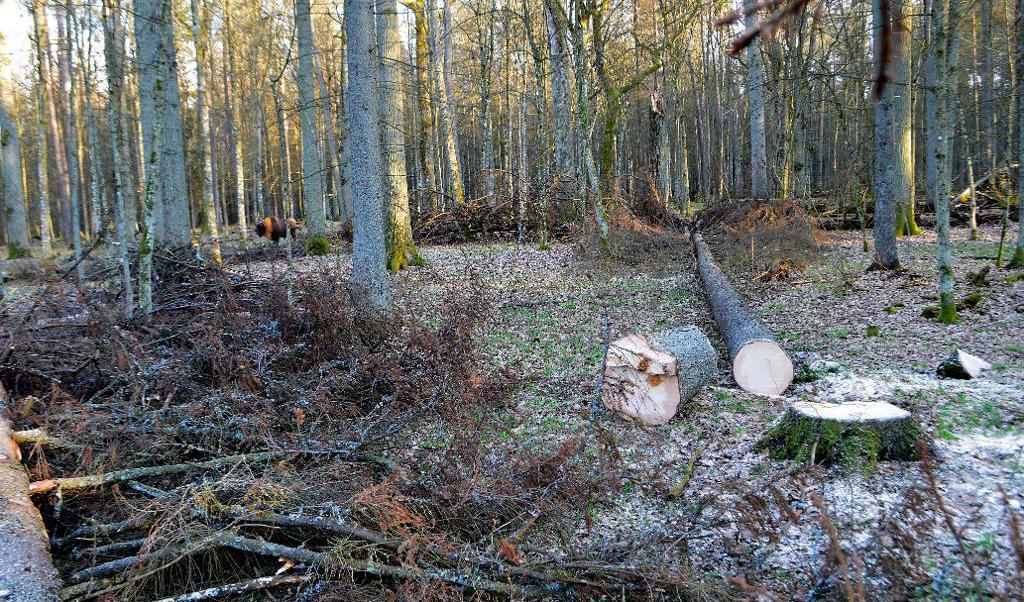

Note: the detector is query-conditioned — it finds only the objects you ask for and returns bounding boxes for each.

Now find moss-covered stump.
[757,401,924,472]
[936,348,992,379]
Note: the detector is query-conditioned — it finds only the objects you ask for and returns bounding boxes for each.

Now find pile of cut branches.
[0,257,709,600]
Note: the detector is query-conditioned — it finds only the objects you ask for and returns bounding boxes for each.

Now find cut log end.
[733,340,794,396]
[603,327,717,426]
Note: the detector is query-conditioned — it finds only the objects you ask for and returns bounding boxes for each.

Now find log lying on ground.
[936,348,992,379]
[692,232,793,396]
[757,401,924,469]
[603,327,717,425]
[0,417,61,601]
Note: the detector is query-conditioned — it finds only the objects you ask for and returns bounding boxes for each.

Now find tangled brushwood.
[0,255,707,601]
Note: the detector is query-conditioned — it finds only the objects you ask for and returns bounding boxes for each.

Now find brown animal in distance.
[255,217,299,242]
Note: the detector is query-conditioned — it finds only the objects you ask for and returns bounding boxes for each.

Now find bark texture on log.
[693,232,793,396]
[603,327,717,425]
[0,417,61,601]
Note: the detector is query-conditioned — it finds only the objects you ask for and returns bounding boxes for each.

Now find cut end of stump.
[733,340,794,396]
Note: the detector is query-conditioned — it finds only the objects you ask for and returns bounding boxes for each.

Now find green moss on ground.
[7,244,30,259]
[304,234,331,256]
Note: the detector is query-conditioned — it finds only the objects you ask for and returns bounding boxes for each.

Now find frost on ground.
[231,225,1022,597]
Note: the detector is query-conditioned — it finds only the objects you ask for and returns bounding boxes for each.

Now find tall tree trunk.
[1012,0,1024,267]
[32,0,53,256]
[926,0,961,322]
[0,100,30,252]
[102,0,134,317]
[59,7,83,276]
[225,0,247,240]
[377,0,421,270]
[894,0,920,236]
[745,0,769,199]
[428,0,465,207]
[295,0,326,235]
[41,0,72,242]
[346,0,390,320]
[189,0,221,263]
[871,0,901,270]
[544,0,574,187]
[478,1,496,198]
[406,1,437,208]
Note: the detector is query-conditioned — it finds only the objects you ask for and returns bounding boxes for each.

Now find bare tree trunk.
[59,6,83,276]
[926,0,961,323]
[378,0,421,270]
[745,0,769,199]
[477,1,496,198]
[0,100,30,252]
[225,0,247,240]
[189,0,222,264]
[406,1,438,208]
[428,0,465,207]
[544,0,574,187]
[102,0,134,317]
[32,0,53,256]
[346,0,390,320]
[1012,0,1024,267]
[296,0,326,235]
[871,0,901,270]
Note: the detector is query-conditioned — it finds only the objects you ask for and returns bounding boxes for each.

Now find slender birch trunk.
[346,0,390,321]
[225,0,247,240]
[189,0,221,264]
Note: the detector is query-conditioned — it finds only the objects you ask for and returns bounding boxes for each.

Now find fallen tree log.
[603,327,717,425]
[692,232,793,396]
[0,417,62,601]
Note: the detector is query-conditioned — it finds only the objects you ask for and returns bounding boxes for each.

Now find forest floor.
[3,220,1022,600]
[237,223,1024,598]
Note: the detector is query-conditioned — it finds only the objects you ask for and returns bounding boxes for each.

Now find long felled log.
[693,232,793,396]
[0,417,61,601]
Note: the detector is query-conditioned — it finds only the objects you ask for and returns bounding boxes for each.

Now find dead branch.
[149,574,312,602]
[31,447,381,495]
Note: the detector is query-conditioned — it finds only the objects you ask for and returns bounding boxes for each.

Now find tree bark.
[31,0,53,256]
[377,0,421,271]
[544,0,574,187]
[871,0,901,270]
[431,0,465,207]
[0,100,30,252]
[295,0,326,235]
[189,0,222,264]
[693,232,793,396]
[0,416,61,601]
[346,0,391,320]
[745,0,769,199]
[1013,0,1024,267]
[926,0,961,322]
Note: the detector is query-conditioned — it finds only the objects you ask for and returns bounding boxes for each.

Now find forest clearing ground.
[236,223,1023,595]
